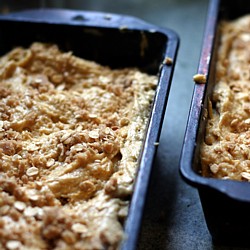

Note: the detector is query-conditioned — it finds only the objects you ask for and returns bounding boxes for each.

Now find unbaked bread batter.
[0,42,157,249]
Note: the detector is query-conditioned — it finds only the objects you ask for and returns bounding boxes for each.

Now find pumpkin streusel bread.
[201,15,250,182]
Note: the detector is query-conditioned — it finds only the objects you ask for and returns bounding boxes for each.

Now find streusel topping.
[0,42,157,249]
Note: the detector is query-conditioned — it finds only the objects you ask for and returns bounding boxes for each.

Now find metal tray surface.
[180,0,250,247]
[0,8,179,250]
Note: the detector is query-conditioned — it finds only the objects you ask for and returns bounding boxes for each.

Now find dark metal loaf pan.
[180,0,250,247]
[0,9,179,250]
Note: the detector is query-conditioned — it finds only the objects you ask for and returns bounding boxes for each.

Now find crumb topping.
[163,57,173,66]
[193,73,206,84]
[0,42,157,249]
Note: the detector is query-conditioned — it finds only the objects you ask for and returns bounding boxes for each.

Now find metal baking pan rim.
[0,8,177,38]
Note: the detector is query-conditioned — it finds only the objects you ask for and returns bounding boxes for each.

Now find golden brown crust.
[0,42,157,249]
[201,15,250,181]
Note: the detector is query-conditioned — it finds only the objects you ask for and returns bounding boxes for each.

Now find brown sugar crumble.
[163,57,173,65]
[193,73,206,84]
[0,42,157,249]
[201,15,250,181]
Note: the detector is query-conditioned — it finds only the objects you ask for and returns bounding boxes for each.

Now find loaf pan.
[180,0,250,247]
[0,9,179,250]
